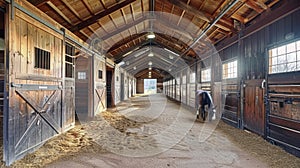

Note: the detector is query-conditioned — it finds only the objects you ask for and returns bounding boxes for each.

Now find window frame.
[222,59,238,80]
[201,67,211,82]
[268,39,300,74]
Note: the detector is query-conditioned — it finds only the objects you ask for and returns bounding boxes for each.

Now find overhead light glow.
[147,32,156,39]
[133,66,136,70]
[117,61,125,66]
[149,67,152,70]
[169,55,174,59]
[148,61,152,66]
[148,52,154,57]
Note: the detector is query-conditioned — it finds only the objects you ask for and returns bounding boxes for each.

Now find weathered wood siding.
[94,56,106,115]
[6,3,66,165]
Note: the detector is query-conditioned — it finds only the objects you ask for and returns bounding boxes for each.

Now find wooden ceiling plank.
[46,1,72,24]
[61,0,81,20]
[120,8,128,24]
[157,16,194,40]
[28,0,49,7]
[166,0,233,33]
[82,0,94,15]
[108,33,147,53]
[166,0,211,22]
[71,0,136,32]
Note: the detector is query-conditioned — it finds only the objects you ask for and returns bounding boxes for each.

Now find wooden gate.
[244,79,265,136]
[5,83,62,165]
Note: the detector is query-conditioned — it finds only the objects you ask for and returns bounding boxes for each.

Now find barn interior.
[0,0,300,166]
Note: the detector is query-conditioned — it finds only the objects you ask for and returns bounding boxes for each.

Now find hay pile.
[2,125,106,168]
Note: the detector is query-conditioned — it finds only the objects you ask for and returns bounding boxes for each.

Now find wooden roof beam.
[71,0,136,32]
[28,0,49,7]
[107,33,147,53]
[101,16,147,41]
[254,0,268,10]
[245,0,264,13]
[46,1,72,24]
[166,0,234,32]
[61,0,82,21]
[231,13,245,24]
[166,0,210,22]
[82,0,93,15]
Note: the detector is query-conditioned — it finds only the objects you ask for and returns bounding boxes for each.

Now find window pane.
[287,53,296,62]
[222,60,237,79]
[277,64,286,73]
[297,51,300,61]
[287,62,296,71]
[270,66,277,73]
[278,46,286,55]
[287,43,296,53]
[278,55,286,64]
[272,56,277,65]
[271,48,277,56]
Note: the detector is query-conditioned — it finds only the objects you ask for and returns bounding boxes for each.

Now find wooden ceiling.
[28,0,282,76]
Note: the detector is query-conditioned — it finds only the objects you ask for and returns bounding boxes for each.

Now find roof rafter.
[28,0,49,7]
[71,0,136,32]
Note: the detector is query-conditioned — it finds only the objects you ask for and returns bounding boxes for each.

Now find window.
[201,68,211,82]
[65,43,75,78]
[78,72,86,80]
[222,60,237,79]
[98,70,103,79]
[34,47,50,70]
[269,40,300,74]
[190,72,196,83]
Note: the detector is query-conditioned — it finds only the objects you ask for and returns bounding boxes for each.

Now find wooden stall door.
[6,84,63,165]
[244,79,265,136]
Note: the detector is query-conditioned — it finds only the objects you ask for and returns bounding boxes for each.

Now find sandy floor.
[3,94,300,168]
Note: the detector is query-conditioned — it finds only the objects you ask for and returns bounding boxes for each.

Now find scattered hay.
[0,125,106,168]
[217,121,300,168]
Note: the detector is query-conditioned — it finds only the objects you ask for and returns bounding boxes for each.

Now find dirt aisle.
[6,94,300,168]
[45,94,265,168]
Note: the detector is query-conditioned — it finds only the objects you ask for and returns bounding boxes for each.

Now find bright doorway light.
[144,79,157,94]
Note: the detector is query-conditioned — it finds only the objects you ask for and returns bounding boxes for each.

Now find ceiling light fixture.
[147,32,155,39]
[148,61,152,66]
[117,61,125,66]
[148,52,154,57]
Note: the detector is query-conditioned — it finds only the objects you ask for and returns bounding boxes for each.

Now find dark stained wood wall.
[216,2,300,156]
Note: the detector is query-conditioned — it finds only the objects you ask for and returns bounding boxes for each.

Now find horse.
[196,90,216,121]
